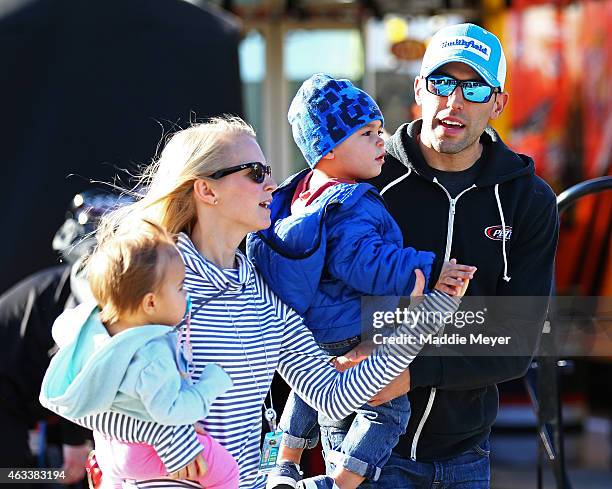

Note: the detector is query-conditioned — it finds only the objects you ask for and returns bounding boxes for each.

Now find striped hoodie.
[64,233,459,488]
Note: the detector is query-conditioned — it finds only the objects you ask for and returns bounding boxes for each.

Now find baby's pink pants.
[93,431,239,488]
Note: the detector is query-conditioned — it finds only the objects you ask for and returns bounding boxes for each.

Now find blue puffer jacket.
[247,169,436,344]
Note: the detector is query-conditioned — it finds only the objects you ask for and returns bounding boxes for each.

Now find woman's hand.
[194,422,207,435]
[332,342,374,372]
[435,259,476,296]
[410,269,426,297]
[333,269,433,372]
[169,452,207,481]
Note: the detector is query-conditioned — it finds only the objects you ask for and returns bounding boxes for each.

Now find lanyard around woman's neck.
[223,276,277,431]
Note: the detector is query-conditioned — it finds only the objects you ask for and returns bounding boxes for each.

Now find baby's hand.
[435,259,476,297]
[169,452,207,481]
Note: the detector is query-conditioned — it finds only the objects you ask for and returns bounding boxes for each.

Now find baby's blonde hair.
[87,220,179,324]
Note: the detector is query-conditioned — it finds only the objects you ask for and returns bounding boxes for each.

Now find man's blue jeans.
[320,427,491,489]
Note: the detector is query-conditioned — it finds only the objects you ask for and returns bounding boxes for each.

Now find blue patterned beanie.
[288,74,384,168]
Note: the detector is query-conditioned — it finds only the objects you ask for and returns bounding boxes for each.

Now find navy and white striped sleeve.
[276,290,459,421]
[73,413,202,473]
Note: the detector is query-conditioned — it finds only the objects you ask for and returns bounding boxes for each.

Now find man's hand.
[435,259,476,296]
[368,369,411,406]
[61,443,91,484]
[169,452,207,481]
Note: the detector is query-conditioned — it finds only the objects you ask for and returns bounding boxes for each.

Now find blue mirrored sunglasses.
[426,75,498,104]
[209,162,272,183]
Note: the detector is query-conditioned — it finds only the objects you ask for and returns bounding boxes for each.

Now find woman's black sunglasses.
[208,162,272,184]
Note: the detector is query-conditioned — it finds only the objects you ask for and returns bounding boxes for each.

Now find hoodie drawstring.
[494,184,511,282]
[176,312,194,380]
[382,170,512,282]
[175,284,232,381]
[380,168,412,196]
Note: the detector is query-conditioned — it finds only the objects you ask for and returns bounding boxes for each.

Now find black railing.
[527,175,612,489]
[557,176,612,213]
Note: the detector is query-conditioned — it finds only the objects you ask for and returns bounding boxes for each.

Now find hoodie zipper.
[435,180,477,261]
[410,179,476,461]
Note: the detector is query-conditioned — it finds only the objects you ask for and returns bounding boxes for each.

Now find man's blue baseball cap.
[420,23,507,90]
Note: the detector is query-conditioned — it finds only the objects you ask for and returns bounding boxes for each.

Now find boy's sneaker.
[297,476,340,489]
[266,461,303,489]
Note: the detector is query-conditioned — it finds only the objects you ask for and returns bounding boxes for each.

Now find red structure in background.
[492,0,612,440]
[502,0,612,297]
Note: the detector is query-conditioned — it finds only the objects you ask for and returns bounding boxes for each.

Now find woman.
[76,116,459,488]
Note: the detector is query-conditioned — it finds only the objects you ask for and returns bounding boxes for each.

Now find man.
[0,263,91,488]
[0,191,130,487]
[320,23,559,488]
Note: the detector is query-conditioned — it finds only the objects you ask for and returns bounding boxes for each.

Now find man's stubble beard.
[431,130,480,155]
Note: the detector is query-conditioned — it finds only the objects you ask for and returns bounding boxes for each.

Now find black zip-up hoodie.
[369,120,559,461]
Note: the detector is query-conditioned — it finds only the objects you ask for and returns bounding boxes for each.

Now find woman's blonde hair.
[87,220,179,324]
[99,115,256,241]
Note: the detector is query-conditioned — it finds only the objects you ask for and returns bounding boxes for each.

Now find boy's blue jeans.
[278,336,411,481]
[321,427,491,489]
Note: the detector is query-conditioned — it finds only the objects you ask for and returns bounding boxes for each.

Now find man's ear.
[414,76,425,106]
[193,179,219,206]
[141,292,156,315]
[489,91,509,120]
